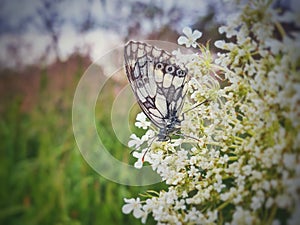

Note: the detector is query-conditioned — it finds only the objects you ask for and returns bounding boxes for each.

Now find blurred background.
[0,0,296,224]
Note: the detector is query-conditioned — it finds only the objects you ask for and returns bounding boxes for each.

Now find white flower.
[214,40,236,50]
[122,198,144,218]
[143,129,156,141]
[251,196,262,211]
[220,192,231,201]
[218,154,229,164]
[276,194,292,208]
[219,25,238,38]
[148,150,164,171]
[232,207,254,225]
[283,153,296,170]
[132,152,144,169]
[174,199,186,211]
[242,165,252,176]
[233,194,243,204]
[132,148,150,169]
[214,181,226,193]
[170,138,183,147]
[128,129,155,150]
[207,210,218,223]
[128,134,143,148]
[214,40,226,49]
[135,112,151,129]
[265,38,282,54]
[185,207,201,222]
[177,27,202,48]
[172,49,196,65]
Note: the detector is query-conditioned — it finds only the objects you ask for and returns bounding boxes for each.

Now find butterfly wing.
[124,41,188,130]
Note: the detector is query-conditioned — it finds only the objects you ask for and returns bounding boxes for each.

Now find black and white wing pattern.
[124,41,188,141]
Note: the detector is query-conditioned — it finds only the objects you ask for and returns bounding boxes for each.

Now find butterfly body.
[124,41,188,141]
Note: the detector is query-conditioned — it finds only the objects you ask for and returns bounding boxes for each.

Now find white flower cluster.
[123,1,300,224]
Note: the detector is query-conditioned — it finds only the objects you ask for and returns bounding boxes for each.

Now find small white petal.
[134,160,143,169]
[133,208,144,218]
[122,204,133,214]
[192,30,202,39]
[191,42,198,48]
[178,36,188,45]
[136,112,147,121]
[215,40,225,49]
[182,27,192,36]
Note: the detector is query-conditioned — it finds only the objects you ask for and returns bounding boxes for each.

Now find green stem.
[265,205,277,225]
[217,200,231,211]
[275,22,286,39]
[229,156,238,161]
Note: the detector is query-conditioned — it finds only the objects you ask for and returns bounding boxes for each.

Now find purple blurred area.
[0,0,232,69]
[0,0,296,69]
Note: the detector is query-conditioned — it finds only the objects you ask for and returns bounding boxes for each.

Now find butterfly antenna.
[129,149,135,155]
[142,136,156,163]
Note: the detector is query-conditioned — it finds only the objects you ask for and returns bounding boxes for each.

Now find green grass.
[0,63,159,225]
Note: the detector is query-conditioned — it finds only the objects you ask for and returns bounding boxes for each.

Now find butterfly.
[124,41,189,142]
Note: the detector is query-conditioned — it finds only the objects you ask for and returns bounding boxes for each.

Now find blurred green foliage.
[0,61,159,225]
